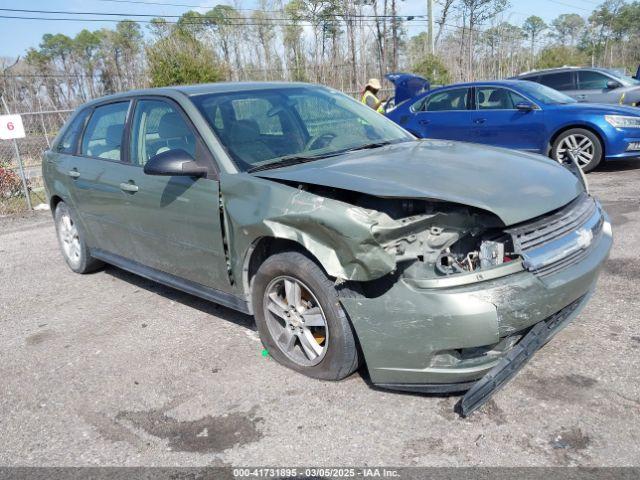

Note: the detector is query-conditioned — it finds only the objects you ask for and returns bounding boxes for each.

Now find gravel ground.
[1,161,639,467]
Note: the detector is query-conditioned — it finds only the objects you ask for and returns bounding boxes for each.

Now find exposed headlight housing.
[605,115,640,128]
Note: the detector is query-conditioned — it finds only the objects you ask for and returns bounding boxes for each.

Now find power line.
[0,13,447,28]
[0,6,431,21]
[540,0,593,13]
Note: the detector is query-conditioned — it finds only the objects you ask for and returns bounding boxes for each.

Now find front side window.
[81,102,129,161]
[56,109,89,154]
[476,87,528,110]
[191,86,412,171]
[538,72,574,91]
[578,71,614,89]
[420,88,470,112]
[129,99,196,166]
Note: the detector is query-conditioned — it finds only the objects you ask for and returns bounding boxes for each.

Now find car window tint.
[130,99,197,167]
[423,88,470,111]
[578,71,612,89]
[56,109,89,154]
[476,87,528,110]
[538,72,573,91]
[81,102,129,160]
[231,98,283,135]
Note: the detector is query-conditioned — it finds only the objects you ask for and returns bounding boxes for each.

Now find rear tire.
[54,202,103,274]
[551,128,603,173]
[252,251,360,381]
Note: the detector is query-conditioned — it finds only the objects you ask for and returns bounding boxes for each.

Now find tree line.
[1,0,639,113]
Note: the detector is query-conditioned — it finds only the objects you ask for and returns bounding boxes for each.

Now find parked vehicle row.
[514,66,640,107]
[385,78,640,172]
[44,81,612,415]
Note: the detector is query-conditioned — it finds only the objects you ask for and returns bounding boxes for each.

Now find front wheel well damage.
[243,236,366,314]
[243,237,330,312]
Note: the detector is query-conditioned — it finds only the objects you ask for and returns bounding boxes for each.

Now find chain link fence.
[0,109,73,215]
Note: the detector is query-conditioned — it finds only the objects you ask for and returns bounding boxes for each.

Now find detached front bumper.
[340,213,612,391]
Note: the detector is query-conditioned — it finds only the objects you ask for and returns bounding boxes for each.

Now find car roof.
[77,81,320,108]
[428,79,532,90]
[517,66,613,77]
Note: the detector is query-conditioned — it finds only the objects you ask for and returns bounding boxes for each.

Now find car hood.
[555,101,640,115]
[254,140,583,226]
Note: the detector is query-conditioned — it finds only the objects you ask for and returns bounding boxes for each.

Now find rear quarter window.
[54,109,90,154]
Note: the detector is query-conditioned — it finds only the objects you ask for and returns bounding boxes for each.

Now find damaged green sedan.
[43,82,612,415]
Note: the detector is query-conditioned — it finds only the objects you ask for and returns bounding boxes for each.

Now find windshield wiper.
[344,141,392,152]
[247,153,335,173]
[247,141,394,173]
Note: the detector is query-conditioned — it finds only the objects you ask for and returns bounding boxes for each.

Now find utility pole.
[427,0,434,55]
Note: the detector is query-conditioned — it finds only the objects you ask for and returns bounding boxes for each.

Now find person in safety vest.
[361,78,386,113]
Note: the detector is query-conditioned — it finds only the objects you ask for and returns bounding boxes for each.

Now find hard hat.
[366,78,382,90]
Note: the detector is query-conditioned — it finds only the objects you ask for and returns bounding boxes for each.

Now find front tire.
[551,128,603,173]
[54,202,102,274]
[252,251,360,380]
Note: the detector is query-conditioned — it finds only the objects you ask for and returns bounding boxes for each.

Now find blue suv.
[386,79,640,172]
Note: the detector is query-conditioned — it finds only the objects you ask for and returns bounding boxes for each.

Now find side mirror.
[144,149,207,178]
[606,80,621,90]
[515,102,535,111]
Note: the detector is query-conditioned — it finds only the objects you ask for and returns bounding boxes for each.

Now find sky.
[0,0,603,58]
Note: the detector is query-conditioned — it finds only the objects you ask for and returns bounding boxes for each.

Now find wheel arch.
[547,124,606,159]
[49,194,64,214]
[242,236,330,314]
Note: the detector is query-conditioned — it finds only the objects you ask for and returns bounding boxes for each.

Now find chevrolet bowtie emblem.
[576,228,594,249]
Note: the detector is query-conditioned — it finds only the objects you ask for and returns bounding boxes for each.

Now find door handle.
[68,169,80,178]
[119,182,139,193]
[419,119,431,125]
[474,118,486,124]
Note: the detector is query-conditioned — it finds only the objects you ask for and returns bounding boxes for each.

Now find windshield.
[517,81,577,104]
[604,69,640,86]
[191,86,413,171]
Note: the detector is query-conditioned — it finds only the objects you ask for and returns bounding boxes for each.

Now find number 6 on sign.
[0,114,26,139]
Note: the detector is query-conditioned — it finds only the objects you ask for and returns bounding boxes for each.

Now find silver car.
[516,66,640,107]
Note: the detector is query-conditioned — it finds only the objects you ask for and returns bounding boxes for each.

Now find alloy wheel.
[263,276,329,367]
[556,134,595,167]
[58,211,82,268]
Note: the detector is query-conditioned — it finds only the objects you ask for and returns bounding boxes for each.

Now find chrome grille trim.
[506,194,604,277]
[507,193,597,252]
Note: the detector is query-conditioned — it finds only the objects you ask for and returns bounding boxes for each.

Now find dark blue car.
[385,78,640,172]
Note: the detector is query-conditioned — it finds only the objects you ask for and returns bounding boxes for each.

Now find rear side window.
[55,109,89,154]
[578,71,612,89]
[420,88,470,112]
[538,72,574,91]
[81,102,130,161]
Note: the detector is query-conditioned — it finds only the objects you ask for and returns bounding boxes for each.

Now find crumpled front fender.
[220,173,401,284]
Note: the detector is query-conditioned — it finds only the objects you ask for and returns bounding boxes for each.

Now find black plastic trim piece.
[376,381,477,394]
[91,248,250,314]
[455,294,586,417]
